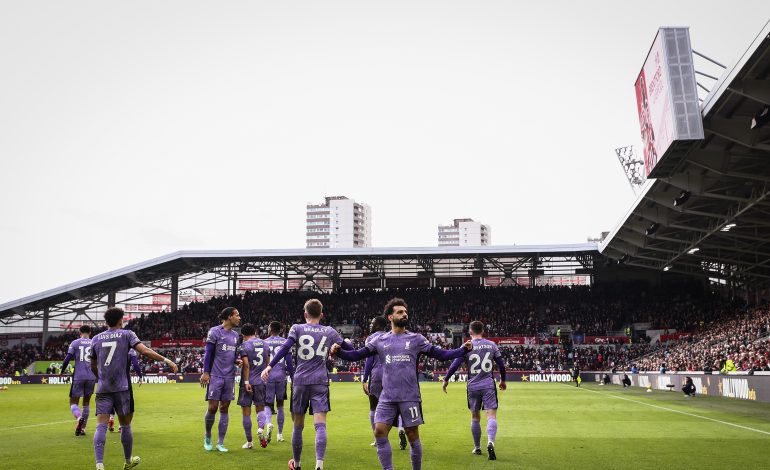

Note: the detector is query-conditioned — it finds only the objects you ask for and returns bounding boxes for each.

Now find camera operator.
[682,376,696,397]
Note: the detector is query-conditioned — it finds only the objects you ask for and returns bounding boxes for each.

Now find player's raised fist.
[463,340,473,350]
[329,343,341,356]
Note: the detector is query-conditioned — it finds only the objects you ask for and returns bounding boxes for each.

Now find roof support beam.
[729,79,770,105]
[688,152,770,182]
[705,117,770,151]
[664,183,770,267]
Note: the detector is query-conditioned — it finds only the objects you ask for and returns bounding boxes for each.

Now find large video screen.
[635,28,704,177]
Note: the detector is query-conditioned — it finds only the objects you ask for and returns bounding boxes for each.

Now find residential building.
[437,218,491,246]
[306,196,371,248]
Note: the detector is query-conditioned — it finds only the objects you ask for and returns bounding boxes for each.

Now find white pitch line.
[580,386,770,437]
[7,419,73,431]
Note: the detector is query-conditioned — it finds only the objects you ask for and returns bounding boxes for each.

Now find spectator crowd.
[624,307,770,373]
[0,284,764,375]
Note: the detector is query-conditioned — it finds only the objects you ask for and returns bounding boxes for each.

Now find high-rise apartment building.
[437,218,491,246]
[306,196,372,248]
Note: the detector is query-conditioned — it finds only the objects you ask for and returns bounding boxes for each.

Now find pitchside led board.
[635,27,704,178]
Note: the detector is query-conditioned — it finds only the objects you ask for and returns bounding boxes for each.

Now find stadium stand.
[3,284,759,375]
[122,285,732,340]
[623,306,770,373]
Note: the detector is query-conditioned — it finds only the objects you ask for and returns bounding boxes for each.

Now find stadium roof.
[601,20,770,287]
[0,244,599,324]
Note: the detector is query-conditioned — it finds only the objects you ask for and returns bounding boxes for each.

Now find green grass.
[2,382,770,469]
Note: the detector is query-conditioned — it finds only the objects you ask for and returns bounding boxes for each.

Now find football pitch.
[2,381,770,470]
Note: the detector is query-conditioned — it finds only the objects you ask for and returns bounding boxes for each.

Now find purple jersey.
[240,338,270,385]
[287,323,343,386]
[67,337,96,381]
[365,331,433,403]
[365,331,384,383]
[90,329,140,393]
[206,325,239,379]
[465,338,502,392]
[265,336,290,382]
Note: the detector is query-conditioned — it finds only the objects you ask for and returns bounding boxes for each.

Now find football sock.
[217,412,229,445]
[93,423,107,464]
[471,420,481,449]
[487,418,497,444]
[263,407,272,427]
[398,416,403,431]
[243,415,252,442]
[375,436,393,470]
[292,425,303,465]
[277,407,285,433]
[120,425,133,461]
[409,439,422,470]
[204,411,215,439]
[257,410,266,430]
[82,406,90,428]
[71,404,81,419]
[314,422,327,461]
[369,410,375,431]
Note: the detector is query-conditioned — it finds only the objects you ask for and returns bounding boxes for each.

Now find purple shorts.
[467,387,498,411]
[205,376,235,402]
[70,379,96,398]
[368,380,383,400]
[96,390,134,416]
[291,384,330,415]
[265,380,288,405]
[237,383,266,407]
[375,401,424,427]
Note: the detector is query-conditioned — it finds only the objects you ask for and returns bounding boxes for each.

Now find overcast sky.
[1,1,769,304]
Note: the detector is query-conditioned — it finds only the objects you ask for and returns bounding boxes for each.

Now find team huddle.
[65,298,507,470]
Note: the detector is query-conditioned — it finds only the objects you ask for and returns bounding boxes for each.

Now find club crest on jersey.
[385,354,392,364]
[405,341,410,350]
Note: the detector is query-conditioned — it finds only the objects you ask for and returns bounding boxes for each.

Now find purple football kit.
[204,325,239,402]
[66,337,96,398]
[338,331,468,425]
[336,330,470,470]
[445,337,506,456]
[283,323,342,414]
[268,322,345,468]
[264,335,294,405]
[363,331,385,399]
[446,338,504,411]
[237,337,270,407]
[369,332,436,427]
[89,328,140,416]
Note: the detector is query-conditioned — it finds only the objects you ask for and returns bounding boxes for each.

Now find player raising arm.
[260,299,353,470]
[90,307,178,470]
[331,298,472,470]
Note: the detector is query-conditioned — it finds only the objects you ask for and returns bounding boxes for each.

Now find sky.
[1,1,769,304]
